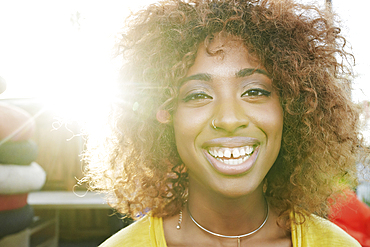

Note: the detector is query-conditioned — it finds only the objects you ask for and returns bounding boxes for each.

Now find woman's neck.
[162,179,291,247]
[186,178,268,236]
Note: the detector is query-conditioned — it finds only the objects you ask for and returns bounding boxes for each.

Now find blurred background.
[0,0,369,246]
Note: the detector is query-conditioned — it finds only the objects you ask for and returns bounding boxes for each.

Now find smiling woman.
[81,0,368,246]
[173,36,283,199]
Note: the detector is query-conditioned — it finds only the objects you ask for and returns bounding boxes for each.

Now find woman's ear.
[156,109,171,124]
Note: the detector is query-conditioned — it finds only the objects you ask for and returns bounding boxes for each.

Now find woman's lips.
[203,146,260,176]
[203,136,259,147]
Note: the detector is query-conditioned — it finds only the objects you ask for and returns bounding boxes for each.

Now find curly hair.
[82,0,367,228]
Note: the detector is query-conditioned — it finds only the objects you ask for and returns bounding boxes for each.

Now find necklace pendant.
[237,237,240,247]
[177,210,183,230]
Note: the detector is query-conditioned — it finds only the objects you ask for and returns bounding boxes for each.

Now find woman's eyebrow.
[179,73,212,85]
[236,68,272,79]
[179,68,271,86]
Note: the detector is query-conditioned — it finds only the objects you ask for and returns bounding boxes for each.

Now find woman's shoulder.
[99,215,160,247]
[291,212,361,246]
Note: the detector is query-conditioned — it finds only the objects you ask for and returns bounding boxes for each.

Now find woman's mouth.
[203,145,259,175]
[208,146,255,166]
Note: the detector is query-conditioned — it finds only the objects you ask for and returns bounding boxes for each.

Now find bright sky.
[0,0,368,120]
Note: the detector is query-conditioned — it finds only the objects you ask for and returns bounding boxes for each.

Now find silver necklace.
[186,200,269,247]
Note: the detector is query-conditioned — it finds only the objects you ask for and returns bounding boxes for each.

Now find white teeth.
[245,146,253,155]
[216,156,248,166]
[232,148,240,158]
[209,145,256,166]
[224,149,231,158]
[209,146,254,158]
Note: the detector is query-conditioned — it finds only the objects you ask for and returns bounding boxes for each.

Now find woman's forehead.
[187,36,264,77]
[206,33,245,52]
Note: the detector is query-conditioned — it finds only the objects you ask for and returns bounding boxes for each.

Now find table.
[28,191,110,209]
[27,191,110,247]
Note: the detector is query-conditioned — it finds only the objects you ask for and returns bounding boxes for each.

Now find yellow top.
[290,213,361,246]
[100,213,361,247]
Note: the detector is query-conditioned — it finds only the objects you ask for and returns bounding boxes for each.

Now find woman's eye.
[183,92,213,102]
[241,88,271,97]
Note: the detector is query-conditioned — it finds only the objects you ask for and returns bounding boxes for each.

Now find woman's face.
[173,36,283,198]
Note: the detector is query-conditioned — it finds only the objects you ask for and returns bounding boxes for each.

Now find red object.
[329,190,370,247]
[0,193,28,211]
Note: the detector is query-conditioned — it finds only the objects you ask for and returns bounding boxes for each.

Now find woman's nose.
[212,99,249,133]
